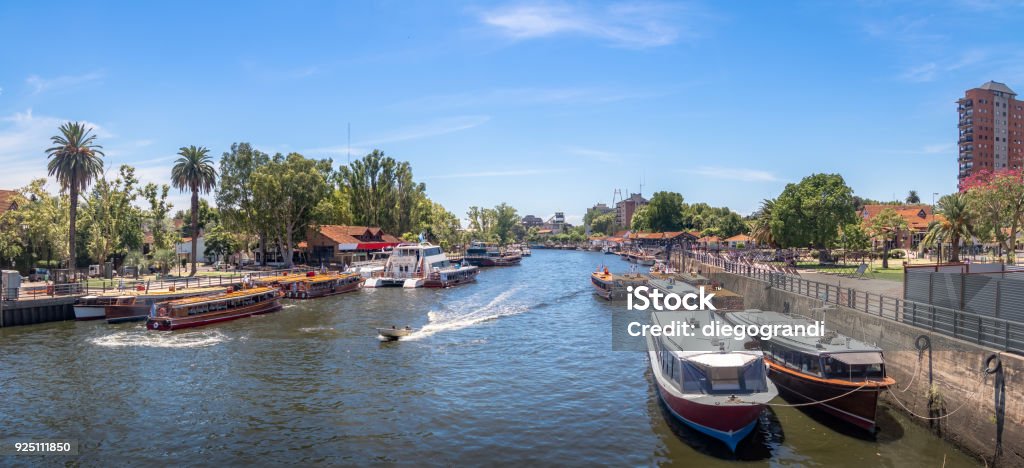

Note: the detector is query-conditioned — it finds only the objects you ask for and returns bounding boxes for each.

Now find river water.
[0,250,977,466]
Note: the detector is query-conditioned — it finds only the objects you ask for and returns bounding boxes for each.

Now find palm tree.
[46,122,104,273]
[906,190,921,204]
[749,198,775,247]
[171,145,217,276]
[921,192,973,262]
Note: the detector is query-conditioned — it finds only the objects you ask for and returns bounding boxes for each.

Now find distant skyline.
[2,1,1024,226]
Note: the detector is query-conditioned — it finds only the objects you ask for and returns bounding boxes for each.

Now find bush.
[889,250,906,259]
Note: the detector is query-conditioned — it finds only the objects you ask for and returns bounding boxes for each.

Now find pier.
[676,251,1021,466]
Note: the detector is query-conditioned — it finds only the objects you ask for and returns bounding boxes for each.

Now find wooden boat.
[590,267,647,301]
[104,286,227,324]
[376,326,414,341]
[365,243,478,288]
[645,278,745,311]
[725,310,896,431]
[252,273,308,289]
[648,309,777,451]
[146,287,283,331]
[285,272,364,299]
[74,294,127,320]
[464,241,522,267]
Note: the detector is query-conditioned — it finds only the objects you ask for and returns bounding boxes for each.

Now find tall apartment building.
[615,193,648,228]
[957,81,1024,188]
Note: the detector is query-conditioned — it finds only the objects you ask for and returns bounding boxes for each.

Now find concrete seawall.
[0,297,76,327]
[687,259,1022,466]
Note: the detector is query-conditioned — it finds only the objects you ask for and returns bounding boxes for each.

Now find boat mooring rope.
[740,382,870,407]
[884,370,989,421]
[897,335,931,393]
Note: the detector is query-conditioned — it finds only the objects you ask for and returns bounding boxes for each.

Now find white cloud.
[478,2,696,48]
[26,71,104,95]
[310,115,490,156]
[681,166,780,182]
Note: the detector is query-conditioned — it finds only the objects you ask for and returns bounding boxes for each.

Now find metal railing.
[682,251,1024,353]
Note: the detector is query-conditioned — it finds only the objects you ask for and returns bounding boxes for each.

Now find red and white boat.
[74,294,126,320]
[647,309,777,451]
[364,243,478,288]
[103,286,228,324]
[146,287,283,331]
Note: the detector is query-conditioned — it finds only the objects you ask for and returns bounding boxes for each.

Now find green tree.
[46,122,105,270]
[771,173,857,255]
[217,142,271,264]
[630,205,651,231]
[749,199,775,247]
[171,145,217,276]
[419,200,463,250]
[591,212,616,236]
[338,150,426,235]
[867,207,908,269]
[203,224,239,262]
[141,183,175,251]
[921,192,973,263]
[251,153,333,268]
[492,203,520,245]
[906,190,921,204]
[962,169,1024,263]
[80,165,143,264]
[836,222,870,252]
[645,191,685,232]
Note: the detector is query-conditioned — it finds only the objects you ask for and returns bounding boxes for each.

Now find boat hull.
[767,362,884,431]
[146,300,282,331]
[104,304,150,324]
[423,271,478,288]
[285,278,362,299]
[654,379,762,451]
[73,306,107,321]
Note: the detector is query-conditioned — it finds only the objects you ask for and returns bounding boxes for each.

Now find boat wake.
[89,329,229,348]
[403,288,527,341]
[299,326,335,333]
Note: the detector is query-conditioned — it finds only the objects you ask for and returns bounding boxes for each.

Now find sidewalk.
[795,270,904,298]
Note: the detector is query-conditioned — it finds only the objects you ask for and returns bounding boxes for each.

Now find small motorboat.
[377,326,415,341]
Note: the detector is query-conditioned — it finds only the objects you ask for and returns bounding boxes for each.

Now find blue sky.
[2,1,1023,225]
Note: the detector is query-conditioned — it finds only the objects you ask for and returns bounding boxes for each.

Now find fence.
[682,251,1024,354]
[905,265,1024,323]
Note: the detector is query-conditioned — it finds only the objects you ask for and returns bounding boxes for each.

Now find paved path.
[796,270,904,298]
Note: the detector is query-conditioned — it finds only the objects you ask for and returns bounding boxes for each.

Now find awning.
[829,352,884,365]
[339,242,401,251]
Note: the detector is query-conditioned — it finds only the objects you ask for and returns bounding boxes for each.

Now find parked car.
[28,268,50,282]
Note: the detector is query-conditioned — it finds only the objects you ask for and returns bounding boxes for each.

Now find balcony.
[959,136,974,144]
[959,119,973,127]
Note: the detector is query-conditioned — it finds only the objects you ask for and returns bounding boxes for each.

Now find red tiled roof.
[697,236,720,243]
[724,234,751,242]
[861,204,943,231]
[317,225,400,245]
[0,189,18,216]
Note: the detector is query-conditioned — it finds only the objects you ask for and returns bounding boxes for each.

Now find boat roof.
[725,309,882,355]
[297,272,360,283]
[647,277,739,297]
[650,309,762,357]
[164,286,276,308]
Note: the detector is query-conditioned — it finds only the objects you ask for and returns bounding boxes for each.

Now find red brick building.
[860,204,941,250]
[957,81,1024,187]
[305,225,401,265]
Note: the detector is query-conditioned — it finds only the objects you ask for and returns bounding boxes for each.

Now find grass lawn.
[792,259,906,282]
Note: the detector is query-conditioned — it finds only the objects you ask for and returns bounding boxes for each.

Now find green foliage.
[46,122,105,268]
[749,199,775,247]
[338,150,426,236]
[906,190,921,204]
[141,183,175,251]
[867,207,908,268]
[771,173,857,249]
[203,224,239,260]
[418,200,463,250]
[172,145,217,275]
[590,212,616,236]
[80,165,144,263]
[836,222,870,252]
[682,202,746,238]
[251,152,334,268]
[963,170,1024,263]
[492,203,520,245]
[217,142,270,255]
[645,191,685,232]
[630,205,651,231]
[921,192,974,262]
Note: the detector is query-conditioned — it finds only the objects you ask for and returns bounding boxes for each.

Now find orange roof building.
[0,189,19,216]
[860,204,942,250]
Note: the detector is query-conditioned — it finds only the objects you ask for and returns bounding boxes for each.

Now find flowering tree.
[961,169,1024,263]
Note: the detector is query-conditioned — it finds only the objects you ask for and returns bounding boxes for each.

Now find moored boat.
[145,286,283,331]
[74,294,127,320]
[464,241,522,267]
[647,309,777,451]
[590,267,647,301]
[285,272,364,299]
[104,286,227,324]
[364,243,477,288]
[724,310,895,431]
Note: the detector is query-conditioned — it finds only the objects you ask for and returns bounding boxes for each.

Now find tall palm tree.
[46,122,104,273]
[171,145,217,276]
[921,192,973,262]
[906,190,921,204]
[749,198,775,247]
